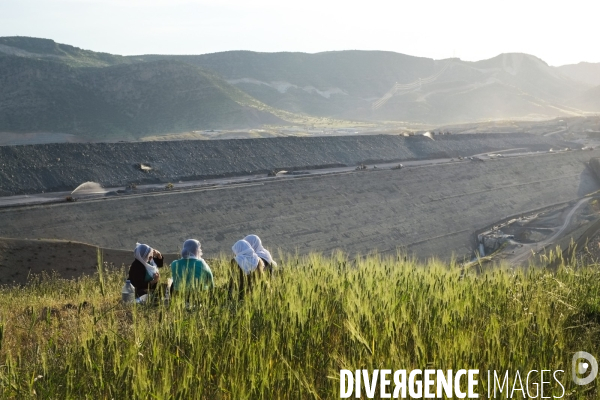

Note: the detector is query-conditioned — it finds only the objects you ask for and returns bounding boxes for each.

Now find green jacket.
[170,258,214,291]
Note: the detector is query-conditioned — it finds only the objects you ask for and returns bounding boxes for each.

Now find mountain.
[0,36,598,141]
[380,53,588,123]
[140,51,436,118]
[556,62,600,87]
[144,51,592,123]
[0,54,294,140]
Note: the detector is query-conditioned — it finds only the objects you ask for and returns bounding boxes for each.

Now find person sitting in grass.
[170,239,214,294]
[244,234,277,274]
[229,239,264,300]
[128,243,164,298]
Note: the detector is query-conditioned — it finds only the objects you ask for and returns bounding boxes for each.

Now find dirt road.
[506,197,592,266]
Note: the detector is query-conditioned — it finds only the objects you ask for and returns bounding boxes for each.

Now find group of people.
[127,234,276,300]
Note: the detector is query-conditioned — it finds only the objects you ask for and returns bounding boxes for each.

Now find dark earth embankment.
[0,133,572,195]
[1,149,598,280]
[0,238,181,284]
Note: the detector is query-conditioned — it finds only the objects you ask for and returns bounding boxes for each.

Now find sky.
[0,0,598,66]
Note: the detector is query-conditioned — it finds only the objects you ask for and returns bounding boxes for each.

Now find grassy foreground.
[0,252,599,399]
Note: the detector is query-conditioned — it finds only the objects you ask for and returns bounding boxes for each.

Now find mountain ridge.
[1,36,598,141]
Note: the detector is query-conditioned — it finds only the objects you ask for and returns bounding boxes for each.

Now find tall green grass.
[0,252,598,399]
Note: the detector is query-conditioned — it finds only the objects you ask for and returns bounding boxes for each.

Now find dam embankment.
[0,133,571,195]
[1,149,598,263]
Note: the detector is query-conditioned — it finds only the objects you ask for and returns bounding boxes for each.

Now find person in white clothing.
[243,234,277,274]
[230,239,264,300]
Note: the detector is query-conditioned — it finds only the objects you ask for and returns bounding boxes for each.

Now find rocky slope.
[0,133,574,195]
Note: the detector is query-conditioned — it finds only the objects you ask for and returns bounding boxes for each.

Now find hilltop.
[0,36,134,67]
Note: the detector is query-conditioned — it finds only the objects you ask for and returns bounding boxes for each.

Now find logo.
[572,351,598,386]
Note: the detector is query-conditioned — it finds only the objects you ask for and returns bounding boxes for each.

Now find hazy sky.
[0,0,597,66]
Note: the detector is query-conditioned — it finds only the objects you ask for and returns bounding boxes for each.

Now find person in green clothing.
[170,239,214,294]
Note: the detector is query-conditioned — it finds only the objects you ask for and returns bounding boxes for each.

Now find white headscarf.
[134,243,158,276]
[232,239,260,275]
[244,234,275,266]
[181,239,203,259]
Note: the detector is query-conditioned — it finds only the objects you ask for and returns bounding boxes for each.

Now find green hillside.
[0,51,291,139]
